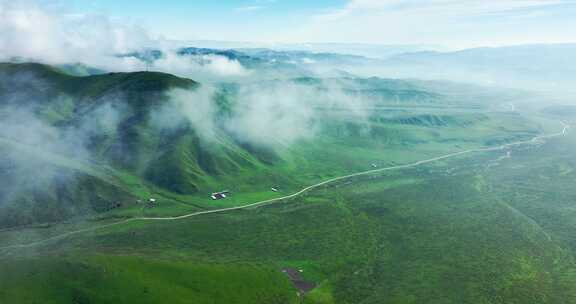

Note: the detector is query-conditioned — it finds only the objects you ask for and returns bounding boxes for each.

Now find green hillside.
[3,131,576,303]
[2,62,575,303]
[0,62,546,229]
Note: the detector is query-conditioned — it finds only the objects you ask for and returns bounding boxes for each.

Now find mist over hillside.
[3,61,508,228]
[82,43,576,97]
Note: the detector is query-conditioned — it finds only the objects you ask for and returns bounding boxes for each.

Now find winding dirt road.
[0,122,570,251]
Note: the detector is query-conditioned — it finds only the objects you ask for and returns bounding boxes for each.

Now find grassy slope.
[0,63,206,227]
[0,256,296,304]
[2,63,576,303]
[0,62,550,228]
[3,128,576,303]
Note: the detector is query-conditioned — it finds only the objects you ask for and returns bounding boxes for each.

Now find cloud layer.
[0,0,249,79]
[0,0,151,64]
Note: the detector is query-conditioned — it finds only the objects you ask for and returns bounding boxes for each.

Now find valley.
[2,1,576,302]
[1,62,576,304]
[2,119,576,304]
[0,119,569,251]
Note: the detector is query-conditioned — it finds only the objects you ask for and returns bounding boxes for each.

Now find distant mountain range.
[116,43,576,92]
[162,40,443,58]
[377,43,576,92]
[124,47,378,68]
[390,44,576,69]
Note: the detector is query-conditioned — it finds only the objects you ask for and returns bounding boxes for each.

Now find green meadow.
[2,63,576,303]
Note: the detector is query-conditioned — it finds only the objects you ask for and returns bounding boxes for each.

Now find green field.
[0,63,552,226]
[2,117,576,303]
[2,63,576,303]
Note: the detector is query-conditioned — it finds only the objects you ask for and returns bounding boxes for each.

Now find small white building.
[211,191,229,200]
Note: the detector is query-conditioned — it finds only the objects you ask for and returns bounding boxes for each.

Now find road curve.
[0,122,570,251]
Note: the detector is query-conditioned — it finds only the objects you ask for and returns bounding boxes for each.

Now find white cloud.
[225,80,374,146]
[0,0,250,79]
[235,0,277,12]
[151,87,219,141]
[147,52,250,80]
[235,5,264,12]
[0,0,153,65]
[317,0,569,21]
[292,0,576,47]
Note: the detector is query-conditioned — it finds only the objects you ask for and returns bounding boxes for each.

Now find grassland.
[0,63,552,229]
[2,62,576,303]
[2,114,576,303]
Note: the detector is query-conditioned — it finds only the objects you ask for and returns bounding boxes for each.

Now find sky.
[0,0,576,48]
[57,0,576,48]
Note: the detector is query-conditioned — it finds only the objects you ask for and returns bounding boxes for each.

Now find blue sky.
[63,0,576,47]
[64,0,343,40]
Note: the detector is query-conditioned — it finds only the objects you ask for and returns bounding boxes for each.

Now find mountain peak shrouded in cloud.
[0,0,153,64]
[0,0,254,80]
